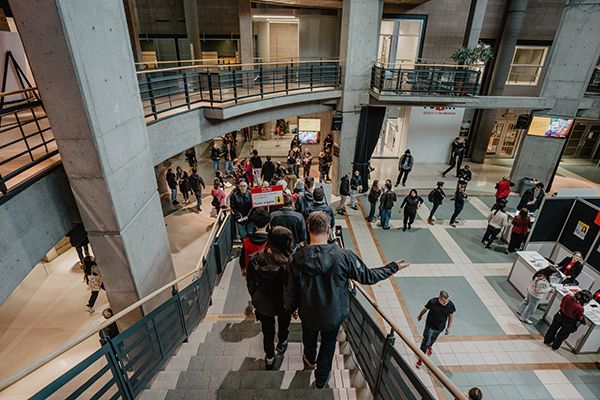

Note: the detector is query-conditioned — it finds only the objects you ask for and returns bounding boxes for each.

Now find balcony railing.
[371,63,482,97]
[137,60,342,121]
[586,68,600,96]
[0,87,59,196]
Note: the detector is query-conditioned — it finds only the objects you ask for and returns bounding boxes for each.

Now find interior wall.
[268,22,299,61]
[299,14,340,59]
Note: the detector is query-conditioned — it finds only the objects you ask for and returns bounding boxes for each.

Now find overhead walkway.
[0,212,466,400]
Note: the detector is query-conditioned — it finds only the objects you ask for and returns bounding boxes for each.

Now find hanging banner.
[574,221,589,240]
[250,185,284,208]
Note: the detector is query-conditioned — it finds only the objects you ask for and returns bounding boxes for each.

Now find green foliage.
[451,42,494,65]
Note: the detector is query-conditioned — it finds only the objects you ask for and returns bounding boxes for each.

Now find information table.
[508,251,563,304]
[501,211,536,243]
[543,286,600,353]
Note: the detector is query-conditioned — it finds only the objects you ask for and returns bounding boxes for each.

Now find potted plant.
[450,42,493,95]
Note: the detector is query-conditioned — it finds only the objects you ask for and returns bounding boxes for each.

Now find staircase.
[138,262,373,400]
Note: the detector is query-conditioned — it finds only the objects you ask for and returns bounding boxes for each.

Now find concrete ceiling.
[253,0,430,9]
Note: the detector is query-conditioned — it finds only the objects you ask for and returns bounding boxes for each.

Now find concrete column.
[336,0,384,182]
[470,0,528,163]
[238,0,253,65]
[10,0,176,322]
[511,0,600,188]
[183,0,202,60]
[464,0,488,49]
[122,0,142,62]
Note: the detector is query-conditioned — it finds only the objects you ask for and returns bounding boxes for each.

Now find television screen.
[527,115,574,138]
[299,131,319,144]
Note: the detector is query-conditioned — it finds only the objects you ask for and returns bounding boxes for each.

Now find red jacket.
[560,294,585,321]
[511,215,531,235]
[496,179,511,199]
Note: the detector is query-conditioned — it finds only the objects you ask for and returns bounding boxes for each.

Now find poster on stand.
[574,221,589,240]
[251,185,284,208]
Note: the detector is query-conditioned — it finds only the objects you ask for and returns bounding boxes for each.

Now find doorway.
[486,121,522,158]
[563,121,600,159]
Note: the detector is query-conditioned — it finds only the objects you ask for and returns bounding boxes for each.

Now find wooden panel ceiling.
[253,0,430,9]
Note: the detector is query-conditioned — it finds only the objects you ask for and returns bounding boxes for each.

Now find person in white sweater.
[481,204,508,249]
[517,266,557,323]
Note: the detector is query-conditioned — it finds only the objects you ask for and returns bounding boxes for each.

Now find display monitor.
[298,118,321,144]
[526,115,574,138]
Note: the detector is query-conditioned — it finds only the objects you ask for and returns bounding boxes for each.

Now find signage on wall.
[574,220,589,240]
[250,185,284,208]
[422,107,457,116]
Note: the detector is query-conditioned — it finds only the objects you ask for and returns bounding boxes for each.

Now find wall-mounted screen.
[298,118,321,144]
[526,115,574,138]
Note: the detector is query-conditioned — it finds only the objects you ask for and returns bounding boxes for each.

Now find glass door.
[486,122,523,158]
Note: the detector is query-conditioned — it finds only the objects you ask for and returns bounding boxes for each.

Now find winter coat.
[339,176,351,196]
[247,251,289,317]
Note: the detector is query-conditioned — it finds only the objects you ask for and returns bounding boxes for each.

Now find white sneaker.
[86,306,94,313]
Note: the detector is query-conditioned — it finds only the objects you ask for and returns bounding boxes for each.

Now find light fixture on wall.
[252,15,299,23]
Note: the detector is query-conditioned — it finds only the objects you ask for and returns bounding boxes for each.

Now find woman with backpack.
[400,189,423,231]
[246,226,294,370]
[83,255,104,313]
[210,180,226,215]
[517,266,557,323]
[482,204,508,248]
[427,182,445,225]
[367,180,381,222]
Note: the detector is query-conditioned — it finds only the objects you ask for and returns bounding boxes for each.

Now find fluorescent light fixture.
[252,15,298,19]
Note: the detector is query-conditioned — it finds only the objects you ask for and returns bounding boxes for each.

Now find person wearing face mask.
[517,182,545,212]
[558,251,584,285]
[399,189,423,231]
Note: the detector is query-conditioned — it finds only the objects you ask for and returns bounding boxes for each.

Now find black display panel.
[530,198,575,242]
[558,200,600,259]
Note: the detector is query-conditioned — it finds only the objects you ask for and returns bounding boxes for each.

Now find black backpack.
[428,189,436,203]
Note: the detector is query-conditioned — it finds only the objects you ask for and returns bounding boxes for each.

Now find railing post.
[285,65,289,95]
[310,64,314,91]
[182,72,191,110]
[213,242,223,274]
[378,65,385,92]
[429,68,435,94]
[151,318,166,359]
[259,64,264,99]
[102,332,135,400]
[145,77,158,120]
[0,174,7,195]
[207,72,214,106]
[172,286,190,342]
[232,69,238,104]
[374,329,396,397]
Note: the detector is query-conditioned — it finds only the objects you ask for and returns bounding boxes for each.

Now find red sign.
[250,185,284,208]
[594,211,600,226]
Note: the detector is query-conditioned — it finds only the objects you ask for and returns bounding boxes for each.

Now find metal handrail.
[350,282,467,400]
[0,210,228,392]
[374,61,484,70]
[137,59,340,75]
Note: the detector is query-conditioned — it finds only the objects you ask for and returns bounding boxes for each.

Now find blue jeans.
[212,160,220,172]
[302,324,340,386]
[170,188,177,203]
[420,326,443,353]
[380,208,391,229]
[368,201,377,221]
[225,160,233,176]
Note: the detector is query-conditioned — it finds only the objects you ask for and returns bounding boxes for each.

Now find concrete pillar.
[9,0,176,322]
[122,0,142,62]
[511,0,600,188]
[470,0,528,163]
[238,0,253,65]
[336,0,384,183]
[183,0,202,60]
[464,0,488,49]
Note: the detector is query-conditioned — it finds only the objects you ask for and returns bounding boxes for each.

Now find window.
[377,16,425,67]
[506,46,548,85]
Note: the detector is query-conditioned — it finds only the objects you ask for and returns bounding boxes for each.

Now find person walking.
[379,180,397,230]
[457,165,472,190]
[517,182,545,212]
[517,266,556,323]
[557,251,584,285]
[337,173,351,215]
[240,208,270,276]
[302,149,313,179]
[98,308,120,346]
[482,204,508,248]
[296,176,314,217]
[210,142,222,173]
[250,149,263,187]
[270,193,307,248]
[67,224,90,266]
[449,186,467,227]
[350,170,362,210]
[415,291,456,368]
[210,180,226,215]
[176,166,190,205]
[261,155,275,185]
[495,176,513,207]
[229,180,254,239]
[367,180,381,222]
[285,211,406,388]
[306,187,335,231]
[442,138,465,177]
[400,189,423,231]
[318,152,330,183]
[222,141,236,176]
[166,168,178,205]
[188,168,206,213]
[507,208,531,252]
[395,149,414,187]
[247,226,294,370]
[83,255,104,313]
[427,182,445,225]
[544,290,592,351]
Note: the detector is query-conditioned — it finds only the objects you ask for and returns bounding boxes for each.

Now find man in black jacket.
[250,149,263,187]
[350,170,362,210]
[229,180,253,239]
[336,173,351,215]
[210,142,222,173]
[427,182,445,225]
[456,164,472,190]
[306,187,335,230]
[285,212,406,388]
[270,193,307,248]
[188,168,206,212]
[395,149,414,187]
[296,177,315,217]
[261,155,275,185]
